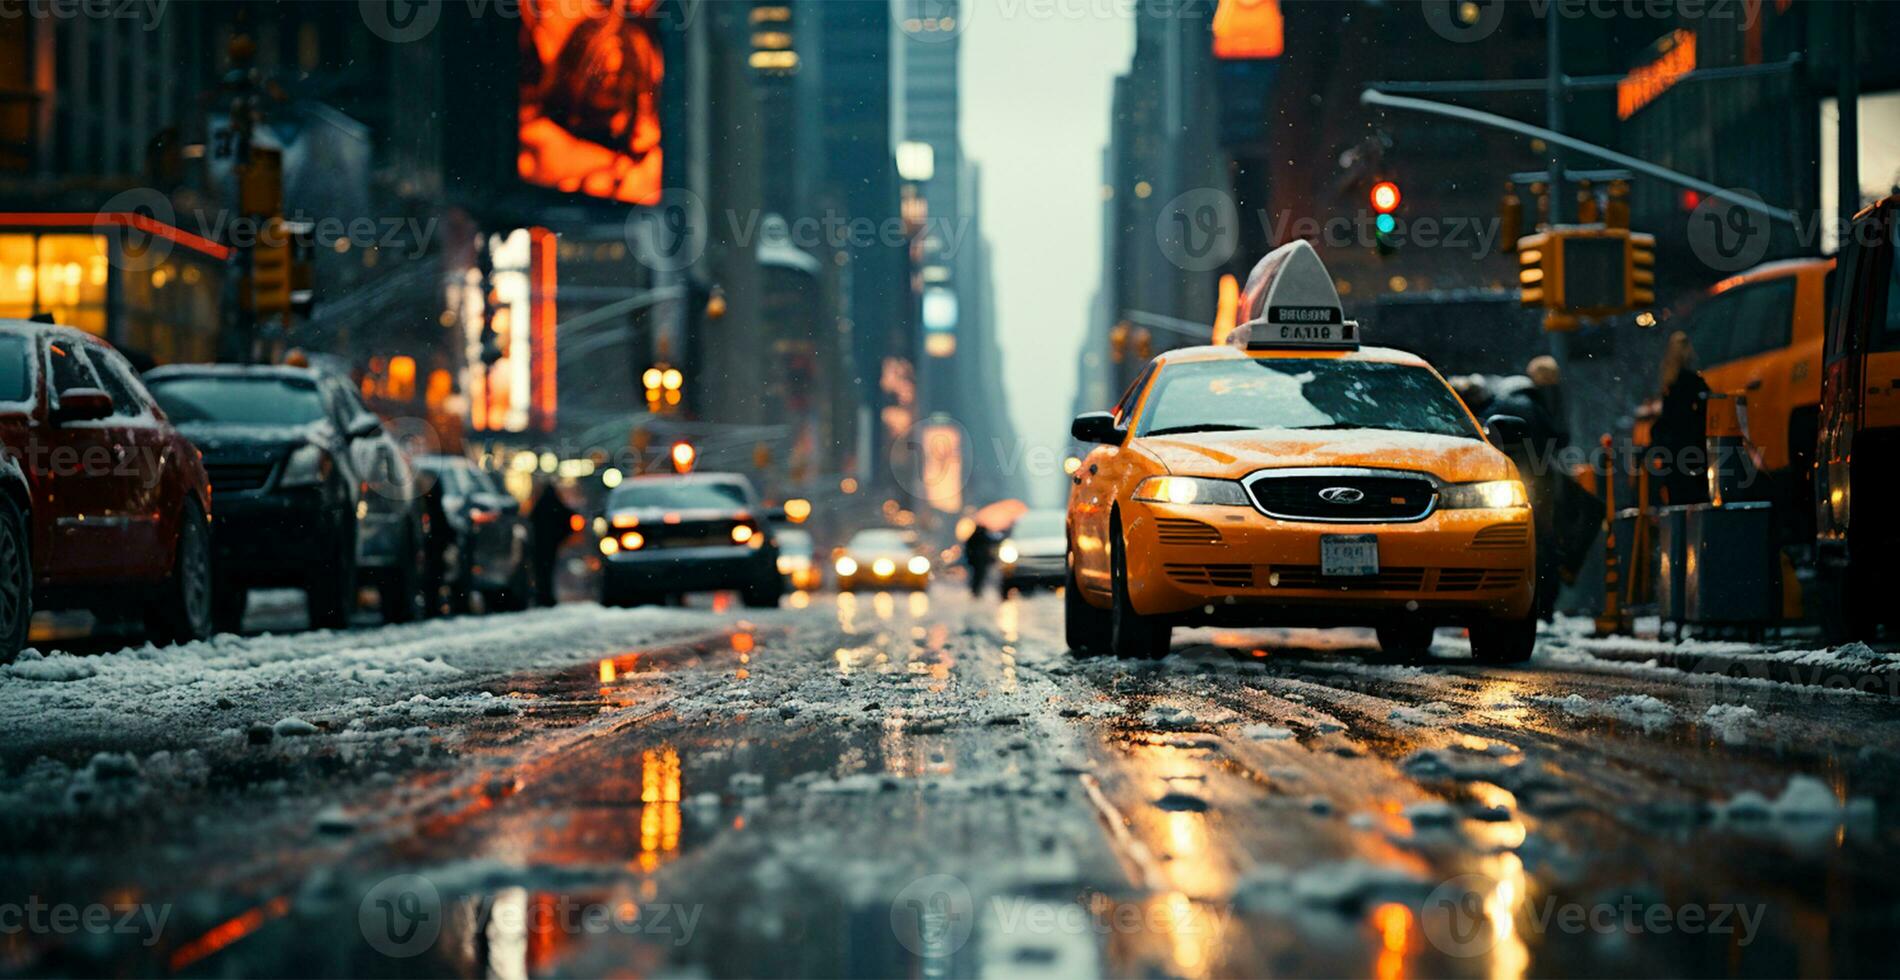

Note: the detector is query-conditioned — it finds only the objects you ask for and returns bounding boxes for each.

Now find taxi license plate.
[1320,534,1378,577]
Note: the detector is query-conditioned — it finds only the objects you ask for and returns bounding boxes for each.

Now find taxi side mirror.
[1071,412,1119,445]
[1484,414,1529,448]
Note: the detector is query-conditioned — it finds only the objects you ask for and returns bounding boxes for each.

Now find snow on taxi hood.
[1135,427,1515,484]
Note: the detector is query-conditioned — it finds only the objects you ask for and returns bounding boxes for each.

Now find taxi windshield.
[611,480,751,511]
[1135,358,1478,440]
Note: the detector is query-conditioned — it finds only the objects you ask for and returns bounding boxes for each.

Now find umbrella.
[971,499,1029,532]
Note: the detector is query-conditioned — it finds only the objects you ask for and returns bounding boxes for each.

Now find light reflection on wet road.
[7,587,1900,978]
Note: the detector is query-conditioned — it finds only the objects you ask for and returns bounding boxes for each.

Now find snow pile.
[1241,724,1294,741]
[1700,704,1758,745]
[1386,702,1456,727]
[0,604,721,763]
[1531,693,1676,732]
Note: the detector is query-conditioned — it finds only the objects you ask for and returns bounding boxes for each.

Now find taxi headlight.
[1440,480,1528,510]
[998,541,1019,565]
[907,555,930,575]
[835,556,858,577]
[1132,476,1249,507]
[872,558,897,577]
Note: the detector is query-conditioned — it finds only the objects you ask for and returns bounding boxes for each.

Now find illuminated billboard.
[518,0,664,206]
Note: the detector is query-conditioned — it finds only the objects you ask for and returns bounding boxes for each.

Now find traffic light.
[671,441,697,474]
[1370,180,1400,255]
[1109,320,1130,363]
[244,216,291,316]
[1517,226,1656,326]
[1517,231,1550,308]
[1627,231,1656,309]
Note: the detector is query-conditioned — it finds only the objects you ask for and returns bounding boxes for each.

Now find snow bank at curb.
[0,604,720,765]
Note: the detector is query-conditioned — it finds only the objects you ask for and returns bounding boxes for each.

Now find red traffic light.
[1370,181,1401,213]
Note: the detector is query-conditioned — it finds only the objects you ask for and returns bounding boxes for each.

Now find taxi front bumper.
[1123,501,1534,624]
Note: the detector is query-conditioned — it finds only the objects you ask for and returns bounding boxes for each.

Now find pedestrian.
[1525,355,1569,452]
[418,466,452,617]
[1487,372,1563,621]
[528,478,577,607]
[1653,331,1711,507]
[963,524,996,597]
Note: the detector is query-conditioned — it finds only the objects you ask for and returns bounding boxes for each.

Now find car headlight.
[1439,480,1528,509]
[872,557,896,577]
[1133,476,1249,506]
[835,556,858,577]
[907,555,930,575]
[998,541,1019,564]
[278,445,333,488]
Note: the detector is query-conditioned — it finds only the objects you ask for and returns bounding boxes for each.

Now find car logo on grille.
[1317,486,1365,504]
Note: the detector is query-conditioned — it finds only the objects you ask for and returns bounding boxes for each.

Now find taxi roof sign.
[1227,240,1358,351]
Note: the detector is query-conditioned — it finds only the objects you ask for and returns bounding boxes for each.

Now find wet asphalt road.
[6,588,1900,979]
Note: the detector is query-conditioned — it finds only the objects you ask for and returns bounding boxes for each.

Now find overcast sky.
[960,1,1132,503]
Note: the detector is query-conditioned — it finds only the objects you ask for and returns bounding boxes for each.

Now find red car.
[0,321,214,661]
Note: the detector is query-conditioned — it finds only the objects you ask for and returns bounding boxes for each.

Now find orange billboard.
[518,0,664,205]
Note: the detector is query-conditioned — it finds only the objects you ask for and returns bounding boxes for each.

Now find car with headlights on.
[597,472,783,607]
[834,528,932,592]
[774,527,823,592]
[1065,241,1536,662]
[998,508,1067,595]
[146,365,424,630]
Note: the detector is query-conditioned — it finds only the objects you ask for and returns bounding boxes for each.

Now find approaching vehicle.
[1815,194,1900,639]
[774,527,823,592]
[415,455,532,613]
[597,472,783,607]
[146,364,424,631]
[834,527,932,592]
[0,322,214,659]
[998,509,1067,594]
[1065,241,1536,662]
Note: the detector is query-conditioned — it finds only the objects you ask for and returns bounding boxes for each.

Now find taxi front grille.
[1164,563,1254,588]
[1470,524,1530,550]
[1267,565,1427,591]
[1435,568,1523,592]
[1154,517,1222,545]
[1247,474,1437,522]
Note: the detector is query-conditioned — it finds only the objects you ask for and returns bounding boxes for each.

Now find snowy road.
[5,589,1900,978]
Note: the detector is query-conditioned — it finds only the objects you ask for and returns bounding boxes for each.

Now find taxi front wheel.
[1109,524,1170,660]
[1064,559,1109,656]
[1470,616,1536,664]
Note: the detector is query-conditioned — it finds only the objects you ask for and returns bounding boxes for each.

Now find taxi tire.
[1064,560,1109,656]
[1109,522,1169,660]
[0,496,31,664]
[1470,616,1536,664]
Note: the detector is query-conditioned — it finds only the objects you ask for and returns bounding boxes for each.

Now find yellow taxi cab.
[1064,241,1536,661]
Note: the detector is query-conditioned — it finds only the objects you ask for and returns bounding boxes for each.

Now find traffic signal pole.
[1545,13,1567,226]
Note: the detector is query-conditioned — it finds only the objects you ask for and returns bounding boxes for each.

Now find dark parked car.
[0,321,213,660]
[414,455,532,613]
[597,473,783,608]
[998,508,1067,595]
[145,365,424,631]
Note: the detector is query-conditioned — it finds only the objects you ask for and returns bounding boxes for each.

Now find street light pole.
[1546,12,1567,225]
